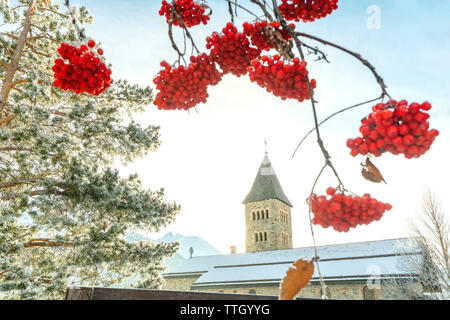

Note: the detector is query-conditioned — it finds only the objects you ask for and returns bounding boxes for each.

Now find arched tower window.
[255,233,259,242]
[363,286,376,300]
[257,211,260,220]
[265,209,269,219]
[252,212,256,220]
[259,232,263,241]
[264,232,267,241]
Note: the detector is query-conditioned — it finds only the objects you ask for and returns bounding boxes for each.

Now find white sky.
[71,0,450,253]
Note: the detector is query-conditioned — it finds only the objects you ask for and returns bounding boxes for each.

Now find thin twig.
[302,42,330,63]
[223,0,262,21]
[171,1,201,55]
[272,0,336,299]
[272,0,344,188]
[228,0,235,24]
[307,163,328,299]
[168,5,186,65]
[295,31,392,99]
[250,0,274,22]
[292,95,384,158]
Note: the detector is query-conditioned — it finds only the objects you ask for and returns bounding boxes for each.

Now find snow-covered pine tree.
[0,0,180,299]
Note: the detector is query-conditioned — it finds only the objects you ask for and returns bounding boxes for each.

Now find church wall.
[191,284,326,299]
[190,282,387,300]
[192,284,282,297]
[163,275,199,292]
[325,283,367,300]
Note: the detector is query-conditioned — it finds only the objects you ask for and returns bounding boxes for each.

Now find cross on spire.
[264,138,268,155]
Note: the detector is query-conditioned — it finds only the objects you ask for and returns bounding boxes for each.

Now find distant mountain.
[155,232,222,260]
[125,231,221,273]
[164,252,186,272]
[125,233,151,243]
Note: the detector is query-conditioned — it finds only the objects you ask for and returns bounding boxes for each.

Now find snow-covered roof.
[193,255,417,287]
[164,238,422,285]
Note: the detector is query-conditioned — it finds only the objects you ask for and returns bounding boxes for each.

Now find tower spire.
[243,143,293,252]
[242,146,292,207]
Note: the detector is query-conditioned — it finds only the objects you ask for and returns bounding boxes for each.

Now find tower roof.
[242,153,292,207]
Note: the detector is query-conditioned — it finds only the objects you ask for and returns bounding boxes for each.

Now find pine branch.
[23,238,74,248]
[0,114,16,127]
[0,1,35,114]
[0,178,39,189]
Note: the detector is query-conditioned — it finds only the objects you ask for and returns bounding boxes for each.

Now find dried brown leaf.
[279,258,314,300]
[361,157,386,184]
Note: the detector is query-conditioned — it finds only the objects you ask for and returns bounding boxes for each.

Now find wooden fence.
[65,287,316,300]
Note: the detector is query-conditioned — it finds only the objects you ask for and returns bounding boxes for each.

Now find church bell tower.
[243,146,293,253]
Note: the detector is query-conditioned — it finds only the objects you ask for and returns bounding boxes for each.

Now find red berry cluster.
[347,100,439,159]
[159,0,209,28]
[248,55,316,102]
[308,187,392,232]
[243,21,295,52]
[206,23,261,77]
[279,0,339,22]
[52,41,112,96]
[153,54,222,110]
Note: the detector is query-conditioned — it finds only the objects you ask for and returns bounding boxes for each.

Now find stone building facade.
[164,277,391,300]
[162,151,422,300]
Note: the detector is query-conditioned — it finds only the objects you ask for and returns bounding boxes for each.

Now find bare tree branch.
[271,0,345,189]
[292,95,384,158]
[385,188,450,299]
[294,31,392,99]
[23,238,74,248]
